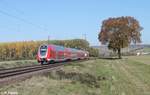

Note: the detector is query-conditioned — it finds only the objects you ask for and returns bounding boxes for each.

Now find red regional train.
[37,44,89,64]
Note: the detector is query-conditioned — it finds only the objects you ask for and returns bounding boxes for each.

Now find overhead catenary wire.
[0,9,47,31]
[0,0,25,14]
[0,1,50,40]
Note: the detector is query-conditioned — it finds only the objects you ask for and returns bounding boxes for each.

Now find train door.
[55,46,59,61]
[58,46,65,60]
[55,46,64,61]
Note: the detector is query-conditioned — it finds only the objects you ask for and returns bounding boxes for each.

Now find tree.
[98,16,143,59]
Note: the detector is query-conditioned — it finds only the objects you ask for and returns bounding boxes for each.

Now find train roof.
[40,44,87,52]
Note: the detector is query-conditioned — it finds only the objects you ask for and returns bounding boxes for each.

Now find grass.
[0,60,38,69]
[143,47,150,52]
[0,55,150,95]
[126,55,150,65]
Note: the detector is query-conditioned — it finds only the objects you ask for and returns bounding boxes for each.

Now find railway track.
[0,63,65,86]
[0,59,91,86]
[0,63,63,79]
[0,59,92,79]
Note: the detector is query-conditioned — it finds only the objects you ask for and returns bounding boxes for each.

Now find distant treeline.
[0,39,99,61]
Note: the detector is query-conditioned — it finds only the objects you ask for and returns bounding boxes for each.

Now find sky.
[0,0,149,45]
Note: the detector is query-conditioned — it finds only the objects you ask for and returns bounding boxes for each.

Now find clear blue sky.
[0,0,149,45]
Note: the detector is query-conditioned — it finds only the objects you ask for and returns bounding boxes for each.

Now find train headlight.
[85,53,87,56]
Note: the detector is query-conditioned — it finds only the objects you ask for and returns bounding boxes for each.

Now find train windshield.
[40,45,47,56]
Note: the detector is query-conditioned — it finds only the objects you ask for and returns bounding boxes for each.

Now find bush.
[86,47,99,57]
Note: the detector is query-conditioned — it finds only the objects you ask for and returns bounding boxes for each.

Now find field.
[0,55,150,95]
[144,47,150,52]
[0,60,37,69]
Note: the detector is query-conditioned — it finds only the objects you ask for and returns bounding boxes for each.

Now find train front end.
[37,44,54,64]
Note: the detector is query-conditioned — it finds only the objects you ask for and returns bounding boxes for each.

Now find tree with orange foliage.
[98,16,143,59]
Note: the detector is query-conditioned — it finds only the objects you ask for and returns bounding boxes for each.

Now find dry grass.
[1,56,150,95]
[0,60,37,69]
[126,55,150,65]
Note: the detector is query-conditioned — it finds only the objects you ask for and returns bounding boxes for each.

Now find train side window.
[55,46,65,51]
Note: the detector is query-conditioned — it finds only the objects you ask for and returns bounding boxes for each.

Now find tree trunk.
[118,48,122,59]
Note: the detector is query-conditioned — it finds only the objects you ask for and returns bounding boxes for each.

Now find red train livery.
[37,44,89,64]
